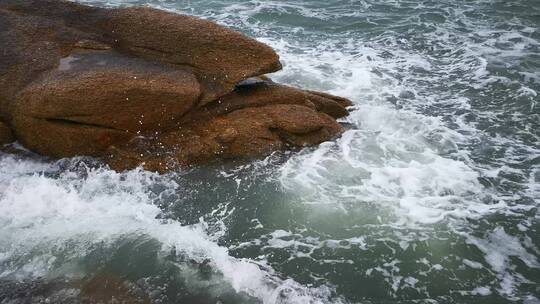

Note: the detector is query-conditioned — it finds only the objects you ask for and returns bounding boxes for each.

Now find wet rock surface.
[0,275,150,304]
[0,0,352,172]
[0,120,14,145]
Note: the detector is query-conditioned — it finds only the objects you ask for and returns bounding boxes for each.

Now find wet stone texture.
[0,0,351,172]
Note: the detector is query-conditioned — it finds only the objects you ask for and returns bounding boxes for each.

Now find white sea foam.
[251,3,540,299]
[274,42,492,226]
[463,227,540,296]
[0,156,339,304]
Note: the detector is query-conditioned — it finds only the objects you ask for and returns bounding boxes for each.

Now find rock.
[203,81,351,119]
[0,0,281,104]
[0,275,150,304]
[106,84,346,172]
[12,50,200,157]
[102,7,282,103]
[80,273,150,304]
[0,120,14,145]
[305,90,354,117]
[0,0,352,171]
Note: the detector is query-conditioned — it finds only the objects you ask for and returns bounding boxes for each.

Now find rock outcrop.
[0,0,352,172]
[0,120,14,145]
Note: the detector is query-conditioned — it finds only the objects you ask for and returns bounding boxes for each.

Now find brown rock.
[107,92,346,172]
[80,273,150,304]
[204,81,318,116]
[103,7,282,103]
[0,0,281,104]
[0,120,14,145]
[305,90,353,118]
[11,50,200,157]
[0,0,352,171]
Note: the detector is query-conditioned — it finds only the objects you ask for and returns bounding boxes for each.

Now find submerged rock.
[80,273,151,304]
[0,0,352,172]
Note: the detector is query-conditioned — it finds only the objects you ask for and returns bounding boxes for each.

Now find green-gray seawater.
[0,0,539,303]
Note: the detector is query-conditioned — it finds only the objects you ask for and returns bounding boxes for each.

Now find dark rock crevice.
[44,117,124,131]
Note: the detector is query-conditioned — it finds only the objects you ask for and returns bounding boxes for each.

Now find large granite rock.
[0,0,352,171]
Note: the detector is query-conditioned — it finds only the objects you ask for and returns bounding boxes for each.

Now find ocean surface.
[1,0,539,303]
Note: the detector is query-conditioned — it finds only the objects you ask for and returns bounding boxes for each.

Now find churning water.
[1,0,539,303]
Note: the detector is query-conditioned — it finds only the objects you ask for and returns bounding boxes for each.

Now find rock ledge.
[0,0,352,172]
